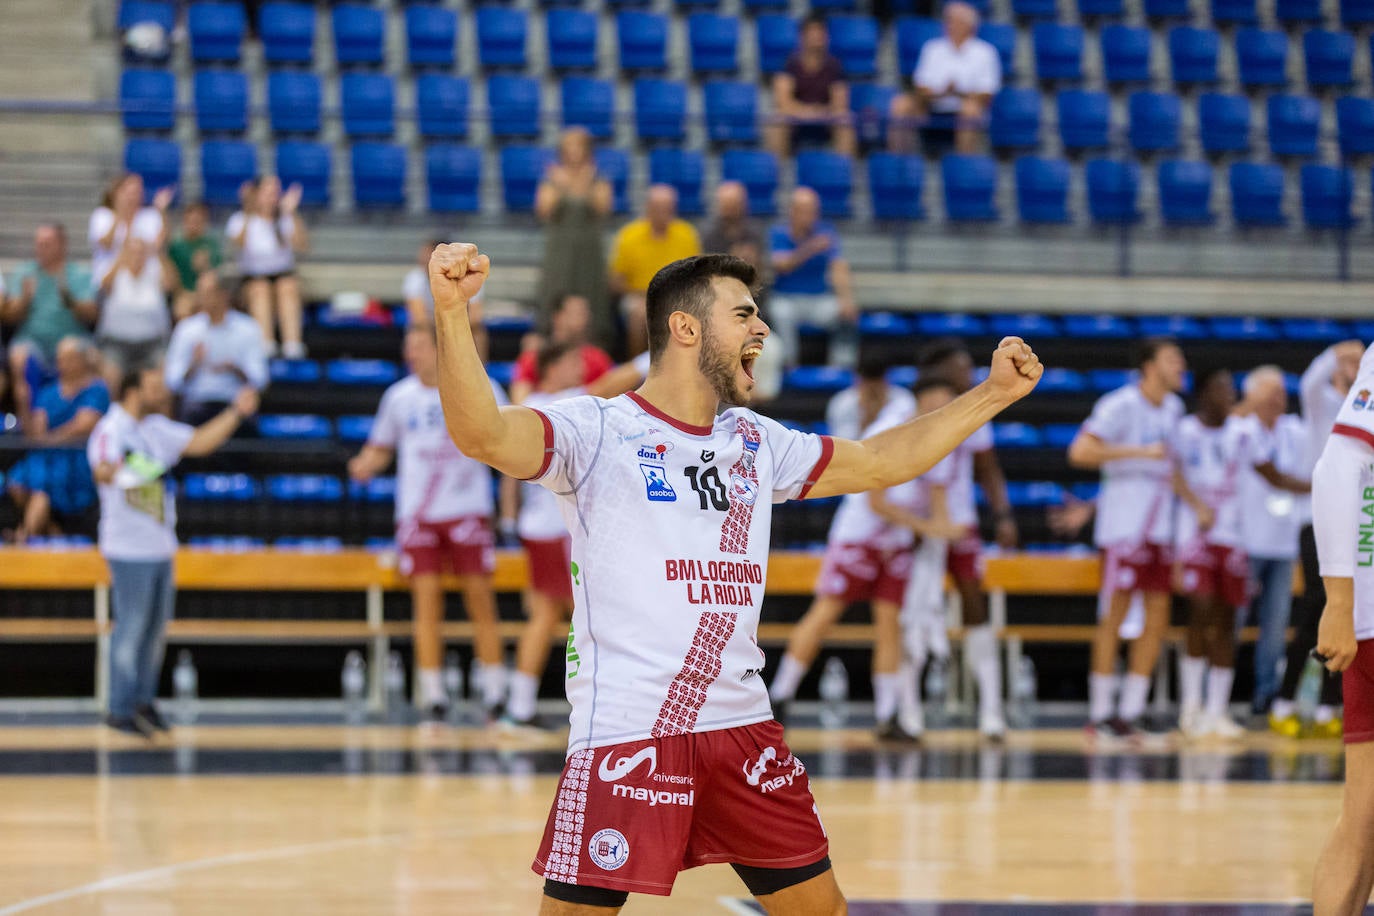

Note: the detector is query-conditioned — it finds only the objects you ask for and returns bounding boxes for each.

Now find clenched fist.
[986,336,1043,403]
[428,242,490,314]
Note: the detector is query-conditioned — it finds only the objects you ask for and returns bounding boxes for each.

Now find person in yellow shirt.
[608,185,701,356]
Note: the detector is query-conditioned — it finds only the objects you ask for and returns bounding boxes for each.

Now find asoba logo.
[598,746,657,783]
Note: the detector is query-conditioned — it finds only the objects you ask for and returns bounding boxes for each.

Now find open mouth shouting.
[741,343,763,382]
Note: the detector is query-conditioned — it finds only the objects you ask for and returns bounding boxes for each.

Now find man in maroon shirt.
[767,15,856,159]
[509,293,613,403]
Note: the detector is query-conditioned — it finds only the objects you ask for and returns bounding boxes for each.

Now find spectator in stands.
[403,239,489,362]
[167,201,222,321]
[89,367,258,737]
[537,128,614,350]
[227,176,309,358]
[5,337,108,544]
[90,173,172,287]
[608,185,701,357]
[2,223,96,430]
[163,272,268,425]
[826,352,915,441]
[701,182,765,279]
[508,293,613,404]
[768,14,856,158]
[96,236,176,392]
[890,1,1001,155]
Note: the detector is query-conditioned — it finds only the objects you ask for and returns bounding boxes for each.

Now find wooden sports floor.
[0,717,1349,915]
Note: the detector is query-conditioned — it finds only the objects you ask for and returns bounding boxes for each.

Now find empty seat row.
[1013,0,1374,24]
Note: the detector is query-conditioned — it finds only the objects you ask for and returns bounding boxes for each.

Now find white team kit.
[1172,414,1263,552]
[1084,384,1186,550]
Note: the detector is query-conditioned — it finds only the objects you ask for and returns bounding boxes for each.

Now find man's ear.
[668,310,699,348]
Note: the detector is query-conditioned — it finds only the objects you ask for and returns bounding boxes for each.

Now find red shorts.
[1101,542,1173,596]
[523,536,573,602]
[945,526,984,585]
[397,516,494,577]
[1346,640,1374,745]
[1178,542,1250,608]
[816,542,912,604]
[532,720,829,896]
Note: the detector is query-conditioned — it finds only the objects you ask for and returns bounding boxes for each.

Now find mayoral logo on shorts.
[640,464,677,502]
[588,828,630,871]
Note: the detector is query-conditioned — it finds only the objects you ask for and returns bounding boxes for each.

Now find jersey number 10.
[683,466,729,511]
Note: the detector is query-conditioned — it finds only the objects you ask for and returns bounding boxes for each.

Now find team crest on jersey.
[637,442,673,462]
[639,464,677,502]
[1357,389,1372,410]
[588,829,630,871]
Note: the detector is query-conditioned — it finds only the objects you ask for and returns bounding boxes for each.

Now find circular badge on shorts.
[588,828,630,871]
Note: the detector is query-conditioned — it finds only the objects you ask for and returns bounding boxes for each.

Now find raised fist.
[986,336,1043,403]
[428,242,490,313]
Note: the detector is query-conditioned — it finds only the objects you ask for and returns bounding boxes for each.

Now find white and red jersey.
[530,391,832,754]
[368,374,508,524]
[1173,414,1262,550]
[1240,413,1307,561]
[944,423,992,528]
[519,387,581,541]
[1082,384,1185,549]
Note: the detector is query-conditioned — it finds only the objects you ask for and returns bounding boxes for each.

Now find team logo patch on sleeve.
[588,828,630,871]
[1357,389,1372,410]
[640,465,677,502]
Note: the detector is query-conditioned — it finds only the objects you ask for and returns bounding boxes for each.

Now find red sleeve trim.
[798,435,835,500]
[1333,422,1374,450]
[521,409,556,481]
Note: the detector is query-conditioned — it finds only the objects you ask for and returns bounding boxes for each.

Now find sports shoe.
[875,716,921,745]
[1269,712,1302,738]
[1085,718,1138,743]
[106,715,154,739]
[978,710,1007,742]
[1179,706,1205,738]
[1310,717,1344,740]
[135,704,170,733]
[1204,713,1245,740]
[422,703,450,724]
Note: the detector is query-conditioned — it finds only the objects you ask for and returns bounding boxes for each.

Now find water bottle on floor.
[385,651,406,718]
[818,656,849,729]
[172,650,198,725]
[443,651,464,720]
[341,651,366,724]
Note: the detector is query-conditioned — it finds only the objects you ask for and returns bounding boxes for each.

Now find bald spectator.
[765,187,856,374]
[163,272,268,425]
[769,15,856,159]
[608,185,701,356]
[890,2,1000,155]
[701,182,764,277]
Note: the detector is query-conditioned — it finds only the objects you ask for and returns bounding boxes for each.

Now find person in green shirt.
[167,201,222,320]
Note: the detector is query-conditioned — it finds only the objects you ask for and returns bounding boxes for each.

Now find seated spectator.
[537,128,613,349]
[768,15,856,158]
[227,176,309,358]
[509,293,614,403]
[167,201,222,321]
[90,173,171,288]
[890,1,1000,155]
[403,238,488,360]
[2,223,97,430]
[825,352,916,441]
[5,336,109,543]
[702,182,765,279]
[164,272,268,425]
[608,185,701,357]
[96,236,175,391]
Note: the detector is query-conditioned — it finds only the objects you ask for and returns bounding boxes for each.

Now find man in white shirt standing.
[824,353,915,442]
[88,367,258,737]
[889,1,1001,155]
[164,272,268,425]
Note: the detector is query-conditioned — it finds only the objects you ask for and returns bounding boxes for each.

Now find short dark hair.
[118,368,148,400]
[856,351,893,381]
[644,254,757,360]
[536,339,580,380]
[1195,366,1233,394]
[802,13,828,31]
[1135,337,1179,370]
[916,337,970,371]
[912,375,958,399]
[185,200,210,215]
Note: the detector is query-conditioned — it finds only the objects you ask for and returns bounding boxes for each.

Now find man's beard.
[698,322,747,406]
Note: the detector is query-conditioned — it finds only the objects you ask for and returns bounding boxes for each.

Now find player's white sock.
[1205,667,1234,720]
[417,668,447,707]
[507,671,539,721]
[965,625,1003,721]
[1118,673,1152,722]
[1315,704,1337,724]
[475,662,507,709]
[897,660,924,734]
[1089,673,1118,723]
[1178,655,1207,719]
[873,672,899,723]
[770,654,806,703]
[1270,698,1295,719]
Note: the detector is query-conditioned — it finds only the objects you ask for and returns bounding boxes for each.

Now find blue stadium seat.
[260,3,316,65]
[634,79,686,141]
[415,75,468,139]
[188,536,264,551]
[757,15,799,75]
[194,70,247,134]
[1169,27,1218,84]
[326,359,401,386]
[995,423,1045,448]
[477,7,528,69]
[689,14,738,73]
[812,0,859,10]
[1198,93,1251,153]
[426,145,481,213]
[704,81,758,145]
[1281,317,1352,341]
[561,77,614,139]
[593,148,630,214]
[743,0,789,9]
[119,69,175,132]
[350,478,397,504]
[1086,369,1133,393]
[850,84,897,148]
[1062,314,1134,337]
[1034,24,1083,82]
[1304,30,1355,88]
[618,12,667,71]
[1145,0,1190,16]
[1015,156,1071,224]
[268,71,321,134]
[1086,159,1141,224]
[335,416,373,443]
[1014,0,1059,18]
[341,73,394,137]
[1129,91,1181,152]
[406,5,457,68]
[1229,162,1287,226]
[721,150,779,216]
[1033,369,1088,394]
[1102,25,1151,83]
[1344,0,1374,24]
[1058,90,1110,150]
[988,313,1062,338]
[917,313,987,335]
[1209,316,1278,340]
[1158,160,1214,225]
[784,366,855,393]
[125,139,181,193]
[797,152,853,218]
[1339,98,1374,156]
[1136,314,1207,338]
[648,148,704,215]
[488,76,541,138]
[351,143,406,209]
[259,415,332,440]
[487,362,516,388]
[548,9,598,70]
[269,358,321,384]
[188,2,244,63]
[201,140,256,206]
[886,365,919,387]
[274,537,343,551]
[1236,29,1289,87]
[119,0,174,33]
[500,146,556,211]
[1301,164,1355,228]
[268,475,344,503]
[868,153,926,221]
[1043,423,1081,448]
[980,23,1018,78]
[1278,0,1324,19]
[1268,94,1320,157]
[1213,0,1258,22]
[858,313,914,336]
[989,88,1041,150]
[829,16,879,77]
[183,473,259,502]
[897,17,943,77]
[942,154,999,222]
[332,4,384,67]
[276,141,330,208]
[1079,0,1125,16]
